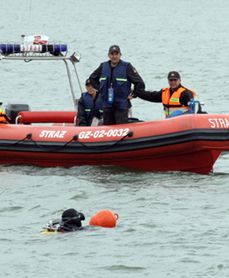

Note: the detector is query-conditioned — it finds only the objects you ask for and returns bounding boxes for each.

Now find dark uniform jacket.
[77,92,103,126]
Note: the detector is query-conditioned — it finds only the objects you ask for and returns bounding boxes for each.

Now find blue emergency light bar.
[0,44,67,55]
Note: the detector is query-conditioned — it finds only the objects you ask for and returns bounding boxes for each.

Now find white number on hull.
[78,128,130,139]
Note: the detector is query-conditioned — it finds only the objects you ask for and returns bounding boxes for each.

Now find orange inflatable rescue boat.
[1,110,229,174]
[1,36,229,174]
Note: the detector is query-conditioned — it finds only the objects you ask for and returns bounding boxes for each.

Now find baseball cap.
[85,78,91,86]
[108,45,121,54]
[168,71,181,80]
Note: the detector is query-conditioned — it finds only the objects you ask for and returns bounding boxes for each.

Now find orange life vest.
[162,87,195,117]
[0,108,8,123]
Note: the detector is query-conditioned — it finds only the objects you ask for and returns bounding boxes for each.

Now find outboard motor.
[5,103,30,123]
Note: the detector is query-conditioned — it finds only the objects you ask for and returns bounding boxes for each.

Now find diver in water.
[58,208,85,232]
[44,208,85,233]
[42,208,118,234]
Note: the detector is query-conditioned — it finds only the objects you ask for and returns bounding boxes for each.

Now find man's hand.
[128,94,134,100]
[128,89,137,99]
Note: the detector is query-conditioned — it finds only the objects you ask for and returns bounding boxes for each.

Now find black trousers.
[103,107,129,125]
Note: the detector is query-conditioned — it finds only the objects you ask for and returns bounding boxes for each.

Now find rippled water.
[0,0,229,277]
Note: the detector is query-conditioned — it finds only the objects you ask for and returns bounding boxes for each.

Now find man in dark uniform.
[136,71,199,117]
[89,45,145,125]
[77,79,103,126]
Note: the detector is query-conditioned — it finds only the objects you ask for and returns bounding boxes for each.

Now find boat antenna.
[28,0,32,27]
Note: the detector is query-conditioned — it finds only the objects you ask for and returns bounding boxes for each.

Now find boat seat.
[16,111,77,124]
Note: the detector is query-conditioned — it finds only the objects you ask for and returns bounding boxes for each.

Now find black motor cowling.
[5,103,30,123]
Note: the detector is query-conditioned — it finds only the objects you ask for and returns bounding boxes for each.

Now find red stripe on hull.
[0,143,221,174]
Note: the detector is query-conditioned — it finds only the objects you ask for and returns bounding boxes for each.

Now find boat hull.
[0,147,221,174]
[0,114,229,174]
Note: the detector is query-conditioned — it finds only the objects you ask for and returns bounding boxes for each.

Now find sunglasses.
[169,79,178,81]
[110,52,119,55]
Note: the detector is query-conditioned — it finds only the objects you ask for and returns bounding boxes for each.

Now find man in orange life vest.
[0,102,7,123]
[136,71,196,117]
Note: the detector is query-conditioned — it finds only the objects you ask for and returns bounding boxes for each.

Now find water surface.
[0,0,229,277]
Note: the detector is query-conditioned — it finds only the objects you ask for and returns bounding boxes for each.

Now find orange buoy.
[89,210,119,228]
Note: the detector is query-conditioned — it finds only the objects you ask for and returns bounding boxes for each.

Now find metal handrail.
[0,52,81,110]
